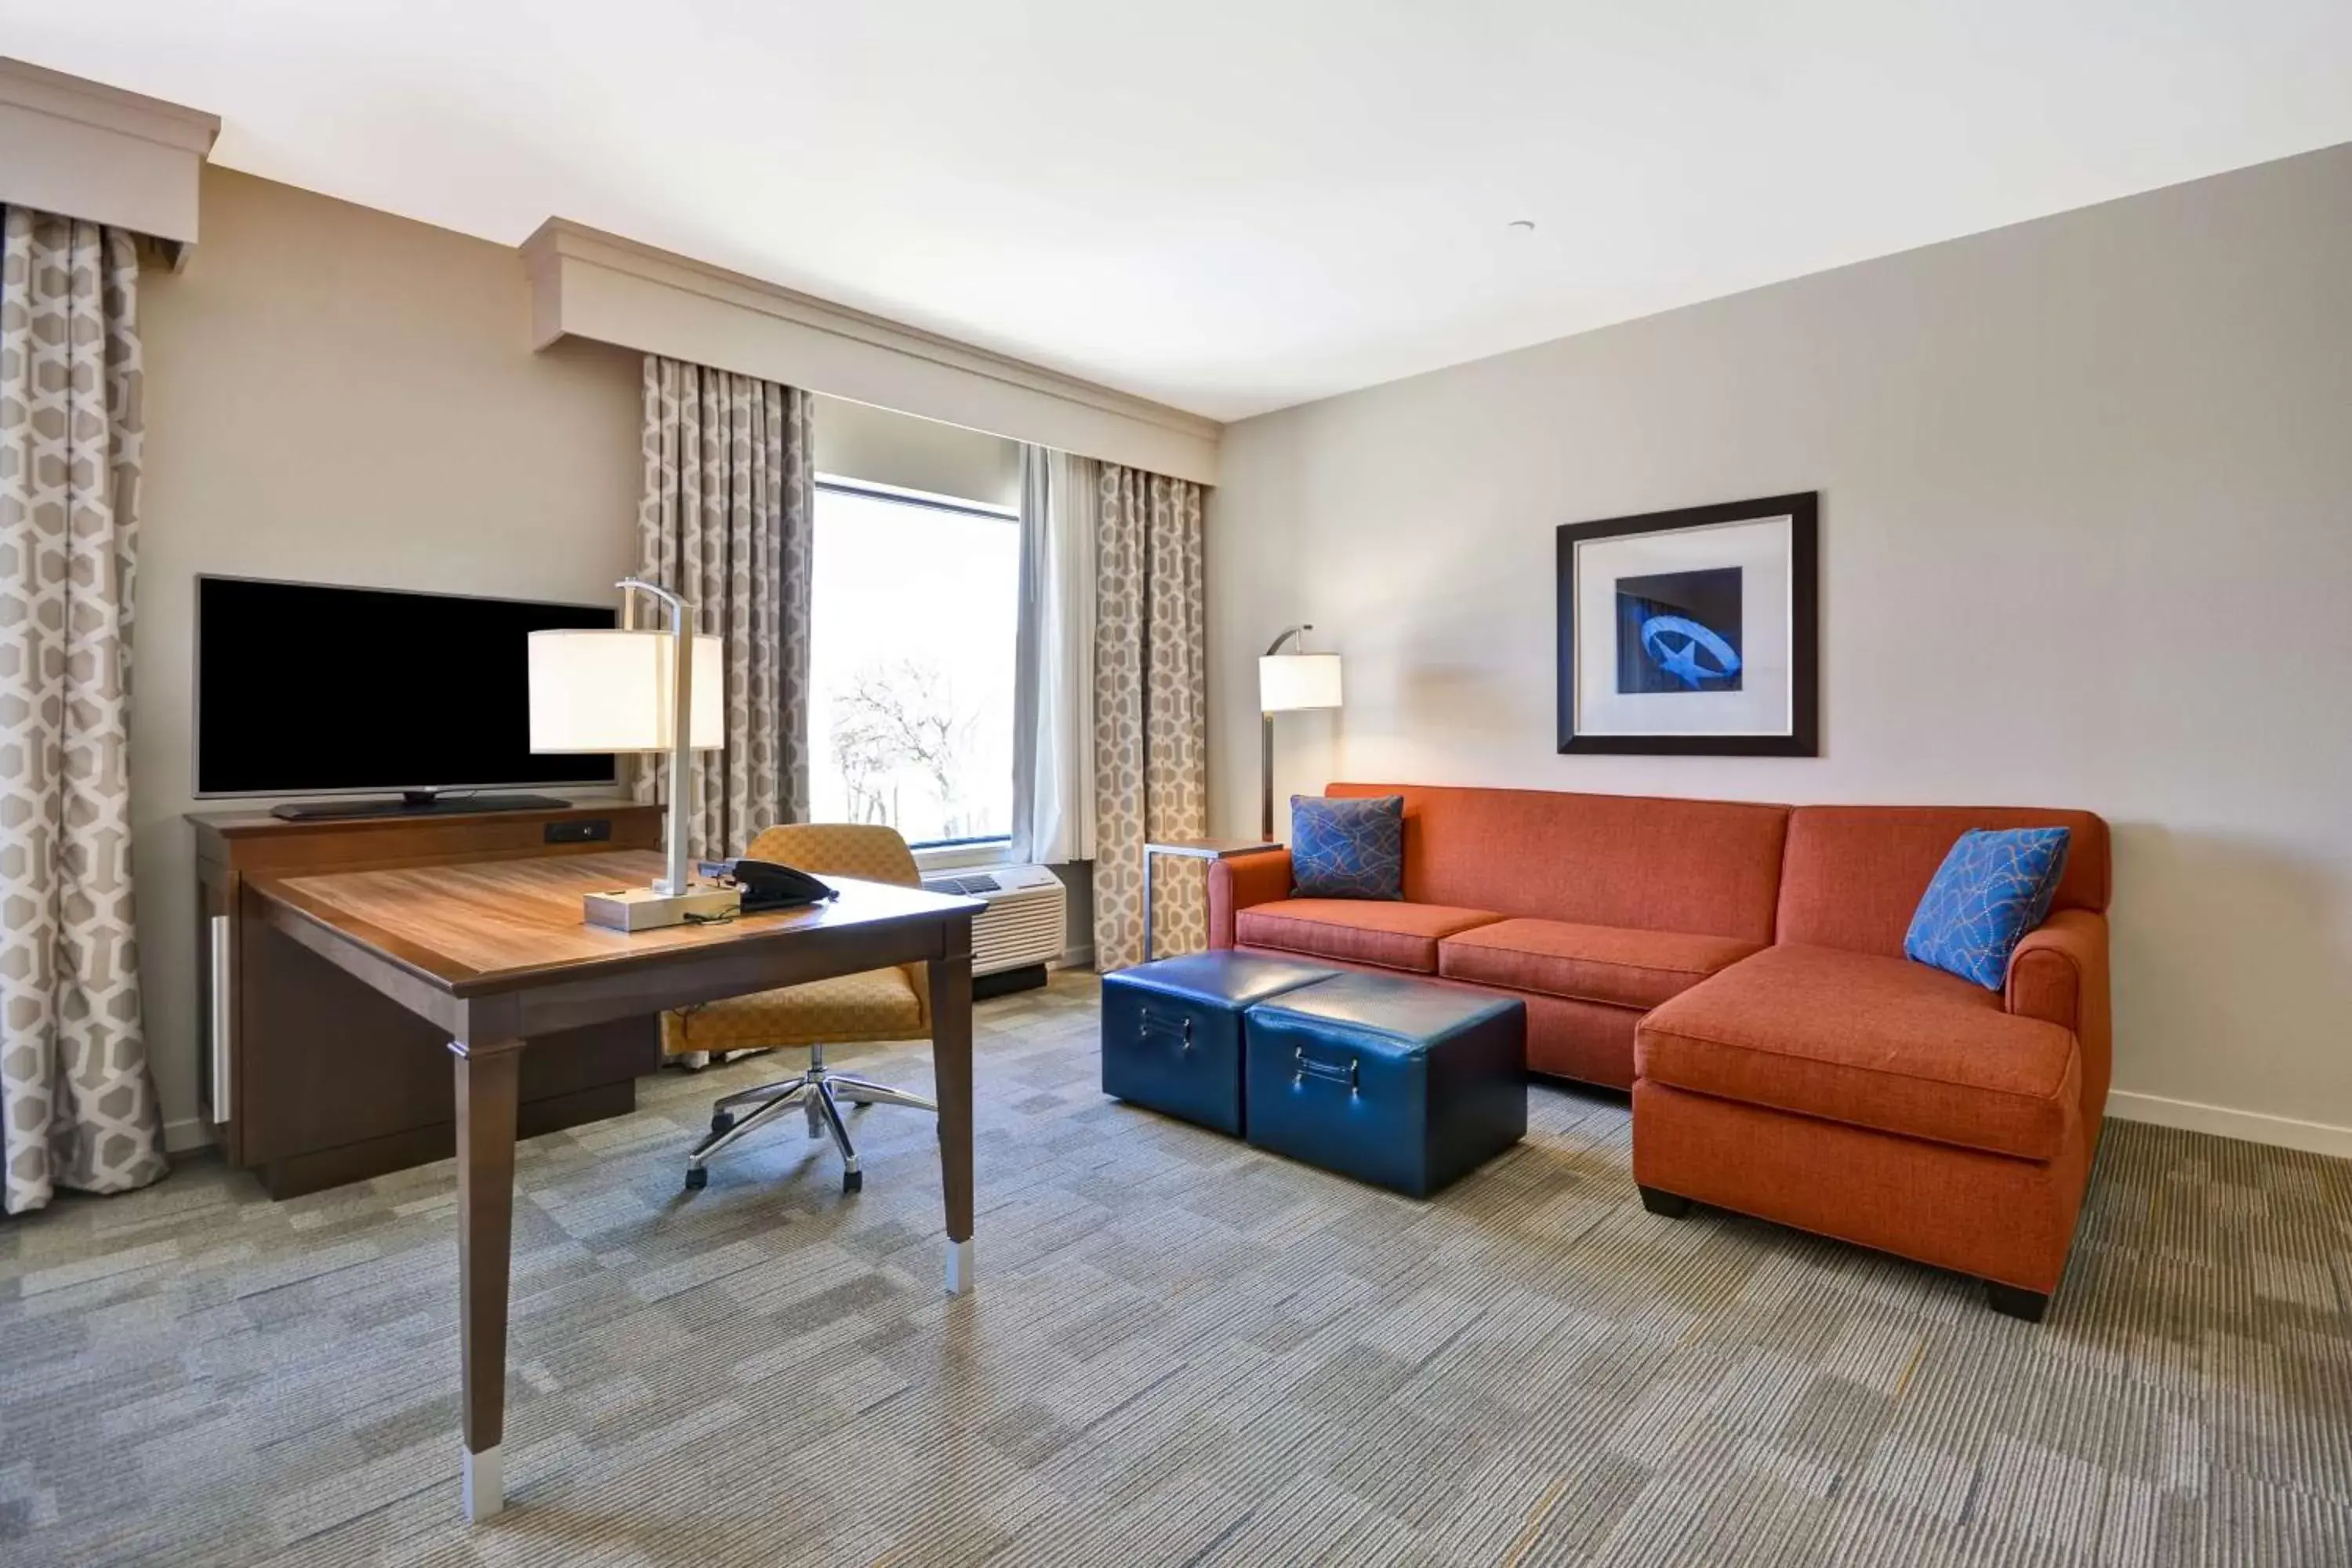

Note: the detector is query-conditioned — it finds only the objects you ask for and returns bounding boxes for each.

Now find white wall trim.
[520,218,1221,485]
[2108,1091,2352,1161]
[0,57,218,257]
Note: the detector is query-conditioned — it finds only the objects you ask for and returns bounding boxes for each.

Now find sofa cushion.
[1635,943,2080,1161]
[1234,898,1503,974]
[1904,826,2073,989]
[1290,793,1404,899]
[1437,919,1762,1011]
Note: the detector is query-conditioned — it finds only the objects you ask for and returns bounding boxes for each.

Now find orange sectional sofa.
[1207,783,2112,1319]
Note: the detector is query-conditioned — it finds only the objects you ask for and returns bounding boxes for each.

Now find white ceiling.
[8,2,2349,422]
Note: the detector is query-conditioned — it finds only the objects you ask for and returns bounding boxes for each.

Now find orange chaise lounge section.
[1207,784,2113,1319]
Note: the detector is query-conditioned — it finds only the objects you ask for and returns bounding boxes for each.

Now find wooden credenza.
[191,802,666,1198]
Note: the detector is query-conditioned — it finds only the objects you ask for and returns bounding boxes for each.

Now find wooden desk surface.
[251,851,982,996]
[241,846,985,1523]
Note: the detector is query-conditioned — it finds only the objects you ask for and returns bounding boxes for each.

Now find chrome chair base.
[683,1044,936,1194]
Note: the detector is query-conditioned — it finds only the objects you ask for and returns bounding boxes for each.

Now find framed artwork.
[1555,492,1818,755]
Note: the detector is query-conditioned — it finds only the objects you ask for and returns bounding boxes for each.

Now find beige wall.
[1207,143,2352,1152]
[136,167,643,1145]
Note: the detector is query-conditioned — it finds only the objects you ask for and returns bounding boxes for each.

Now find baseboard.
[2108,1091,2352,1160]
[1051,946,1095,972]
[163,1116,216,1154]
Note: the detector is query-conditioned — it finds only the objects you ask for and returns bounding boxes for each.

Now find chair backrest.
[744,822,922,888]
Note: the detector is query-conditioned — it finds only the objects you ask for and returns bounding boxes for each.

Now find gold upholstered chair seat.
[677,822,939,1196]
[665,968,924,1053]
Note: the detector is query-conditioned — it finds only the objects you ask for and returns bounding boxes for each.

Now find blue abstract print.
[1290,794,1405,900]
[1616,567,1744,694]
[1904,827,2073,989]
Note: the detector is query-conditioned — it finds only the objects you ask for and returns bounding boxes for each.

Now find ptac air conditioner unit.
[920,863,1067,996]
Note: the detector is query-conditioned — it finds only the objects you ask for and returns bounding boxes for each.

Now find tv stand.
[191,801,666,1198]
[270,790,572,822]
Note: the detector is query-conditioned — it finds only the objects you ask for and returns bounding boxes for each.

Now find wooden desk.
[246,850,984,1523]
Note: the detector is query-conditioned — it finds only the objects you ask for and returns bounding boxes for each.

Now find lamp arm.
[617,577,695,896]
[1262,623,1313,660]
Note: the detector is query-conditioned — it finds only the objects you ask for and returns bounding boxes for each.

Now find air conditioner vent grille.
[920,866,1067,975]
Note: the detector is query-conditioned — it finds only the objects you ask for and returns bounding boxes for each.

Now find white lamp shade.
[528,629,725,753]
[1259,652,1343,713]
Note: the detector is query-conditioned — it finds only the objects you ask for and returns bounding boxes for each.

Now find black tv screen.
[195,576,619,797]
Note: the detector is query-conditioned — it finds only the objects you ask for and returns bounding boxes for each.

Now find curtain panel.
[633,355,815,856]
[1011,445,1098,867]
[0,206,168,1214]
[1092,463,1208,971]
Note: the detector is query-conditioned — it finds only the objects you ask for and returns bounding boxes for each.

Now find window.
[807,480,1018,850]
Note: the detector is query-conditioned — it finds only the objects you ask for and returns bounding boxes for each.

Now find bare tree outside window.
[807,483,1018,845]
[827,659,985,838]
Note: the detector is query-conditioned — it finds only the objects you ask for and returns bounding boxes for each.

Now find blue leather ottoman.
[1101,952,1339,1135]
[1243,973,1526,1197]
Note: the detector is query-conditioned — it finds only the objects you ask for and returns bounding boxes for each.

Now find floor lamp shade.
[1259,653,1343,713]
[528,630,725,753]
[1258,637,1343,840]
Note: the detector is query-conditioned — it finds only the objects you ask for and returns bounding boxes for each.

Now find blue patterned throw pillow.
[1290,794,1404,900]
[1904,827,2073,989]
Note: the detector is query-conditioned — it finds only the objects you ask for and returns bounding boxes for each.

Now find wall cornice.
[521,217,1220,485]
[0,58,219,263]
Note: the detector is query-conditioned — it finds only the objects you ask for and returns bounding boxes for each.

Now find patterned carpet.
[2,971,2348,1566]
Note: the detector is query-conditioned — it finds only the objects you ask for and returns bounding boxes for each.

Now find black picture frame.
[1555,492,1818,756]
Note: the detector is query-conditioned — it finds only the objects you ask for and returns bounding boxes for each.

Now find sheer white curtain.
[1011,445,1098,865]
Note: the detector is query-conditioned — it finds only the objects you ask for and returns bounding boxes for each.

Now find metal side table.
[1141,839,1283,964]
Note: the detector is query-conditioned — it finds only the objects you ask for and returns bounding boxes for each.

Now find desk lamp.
[528,577,735,930]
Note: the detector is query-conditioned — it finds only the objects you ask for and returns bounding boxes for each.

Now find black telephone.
[696,858,839,913]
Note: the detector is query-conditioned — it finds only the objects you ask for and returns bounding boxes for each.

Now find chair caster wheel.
[843,1170,863,1194]
[710,1110,735,1134]
[684,1166,708,1192]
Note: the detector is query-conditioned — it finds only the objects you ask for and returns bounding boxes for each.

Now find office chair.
[675,822,936,1194]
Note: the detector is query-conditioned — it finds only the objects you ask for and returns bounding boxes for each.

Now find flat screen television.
[194,575,620,805]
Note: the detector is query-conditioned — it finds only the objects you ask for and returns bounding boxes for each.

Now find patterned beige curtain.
[633,356,815,856]
[1093,464,1207,970]
[0,208,167,1214]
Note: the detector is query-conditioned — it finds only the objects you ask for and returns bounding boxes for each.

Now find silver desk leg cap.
[946,1238,975,1296]
[463,1444,504,1522]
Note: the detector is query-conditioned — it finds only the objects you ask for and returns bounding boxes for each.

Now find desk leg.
[452,1039,522,1523]
[930,941,975,1295]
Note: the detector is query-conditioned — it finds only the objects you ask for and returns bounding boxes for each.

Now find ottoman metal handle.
[1292,1046,1359,1094]
[1142,1011,1193,1052]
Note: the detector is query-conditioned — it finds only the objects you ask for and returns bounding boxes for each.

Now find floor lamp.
[1259,625,1343,840]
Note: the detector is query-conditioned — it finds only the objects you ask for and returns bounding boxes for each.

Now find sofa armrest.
[2005,907,2112,1122]
[1208,849,1293,949]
